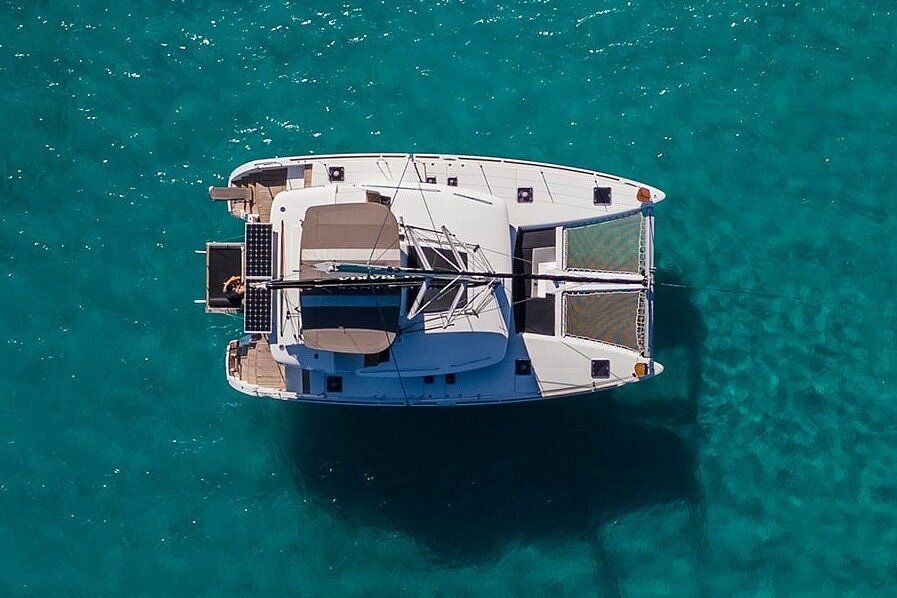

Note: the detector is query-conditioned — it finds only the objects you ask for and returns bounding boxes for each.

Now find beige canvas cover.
[299,202,402,354]
[303,328,396,354]
[300,202,400,279]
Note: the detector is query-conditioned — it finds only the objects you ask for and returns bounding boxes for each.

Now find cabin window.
[364,348,391,367]
[365,190,392,206]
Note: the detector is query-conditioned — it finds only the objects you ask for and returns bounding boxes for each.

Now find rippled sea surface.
[2,0,896,594]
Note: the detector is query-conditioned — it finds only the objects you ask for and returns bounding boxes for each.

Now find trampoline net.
[564,291,646,353]
[564,212,645,274]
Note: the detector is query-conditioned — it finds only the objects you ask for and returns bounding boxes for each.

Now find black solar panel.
[244,285,273,333]
[244,223,274,333]
[245,223,273,278]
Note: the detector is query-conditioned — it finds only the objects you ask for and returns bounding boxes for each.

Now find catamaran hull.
[205,153,665,406]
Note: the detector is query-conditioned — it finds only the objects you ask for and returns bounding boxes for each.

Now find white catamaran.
[201,153,665,405]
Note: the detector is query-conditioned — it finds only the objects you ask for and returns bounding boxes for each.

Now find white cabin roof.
[268,182,513,374]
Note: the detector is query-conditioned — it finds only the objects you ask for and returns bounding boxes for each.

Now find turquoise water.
[2,0,896,594]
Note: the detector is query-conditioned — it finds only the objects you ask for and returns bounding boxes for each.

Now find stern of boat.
[224,336,296,401]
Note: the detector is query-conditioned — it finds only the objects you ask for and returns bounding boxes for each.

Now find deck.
[227,337,286,390]
[229,168,289,222]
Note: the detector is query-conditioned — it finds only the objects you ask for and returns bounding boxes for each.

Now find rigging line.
[466,279,498,309]
[540,170,556,204]
[417,267,643,285]
[368,276,411,406]
[557,335,606,364]
[479,164,493,195]
[402,223,532,267]
[269,279,455,290]
[366,155,413,267]
[415,172,439,233]
[425,244,464,272]
[411,276,465,316]
[456,295,542,324]
[398,223,449,236]
[476,244,534,267]
[333,263,638,284]
[264,269,640,289]
[397,293,540,335]
[367,156,413,405]
[655,282,816,304]
[358,156,411,406]
[402,224,528,268]
[266,276,491,290]
[474,247,495,274]
[453,291,538,324]
[290,262,323,274]
[207,233,246,243]
[277,286,297,338]
[369,239,401,264]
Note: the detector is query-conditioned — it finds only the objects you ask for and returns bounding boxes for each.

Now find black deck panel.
[522,296,556,336]
[300,288,400,332]
[207,244,243,309]
[513,227,557,334]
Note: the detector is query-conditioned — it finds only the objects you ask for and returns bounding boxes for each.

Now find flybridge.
[201,153,665,405]
[299,205,500,330]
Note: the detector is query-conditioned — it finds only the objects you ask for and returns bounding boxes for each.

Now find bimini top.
[298,202,401,354]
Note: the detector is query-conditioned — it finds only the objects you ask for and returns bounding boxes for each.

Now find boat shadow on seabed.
[288,268,708,577]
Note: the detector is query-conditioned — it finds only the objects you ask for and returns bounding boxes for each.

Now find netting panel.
[564,213,644,273]
[564,291,645,352]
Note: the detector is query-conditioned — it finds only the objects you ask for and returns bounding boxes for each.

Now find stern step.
[209,186,253,201]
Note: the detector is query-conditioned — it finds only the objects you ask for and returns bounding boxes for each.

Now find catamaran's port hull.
[224,335,664,406]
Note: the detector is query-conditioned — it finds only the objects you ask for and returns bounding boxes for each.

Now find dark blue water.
[2,1,896,594]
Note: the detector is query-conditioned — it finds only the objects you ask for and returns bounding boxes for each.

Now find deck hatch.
[593,187,612,205]
[591,359,611,378]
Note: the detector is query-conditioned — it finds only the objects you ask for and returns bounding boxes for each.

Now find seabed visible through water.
[2,1,896,594]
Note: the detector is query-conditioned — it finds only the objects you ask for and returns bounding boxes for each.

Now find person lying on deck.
[223,275,245,306]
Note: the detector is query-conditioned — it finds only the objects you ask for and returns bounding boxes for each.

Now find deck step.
[209,186,253,201]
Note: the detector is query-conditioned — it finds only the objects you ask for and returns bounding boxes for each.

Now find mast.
[263,262,647,290]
